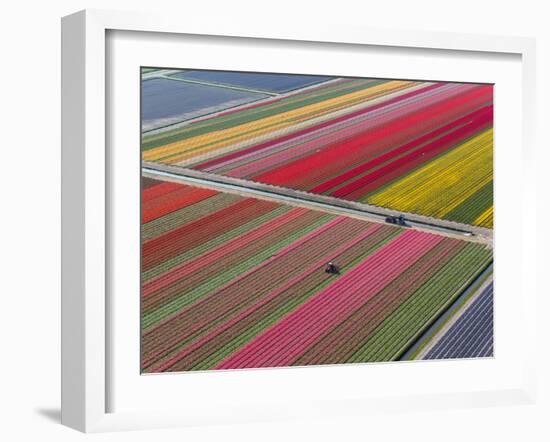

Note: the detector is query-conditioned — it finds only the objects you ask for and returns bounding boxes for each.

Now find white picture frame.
[61,9,538,433]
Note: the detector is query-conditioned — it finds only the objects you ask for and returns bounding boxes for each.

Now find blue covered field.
[425,283,494,360]
[141,78,268,131]
[171,70,333,93]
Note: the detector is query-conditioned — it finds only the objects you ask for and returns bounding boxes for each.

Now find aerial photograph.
[140,68,494,373]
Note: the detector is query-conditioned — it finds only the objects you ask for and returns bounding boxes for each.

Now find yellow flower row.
[143,80,417,164]
[473,206,493,228]
[367,128,493,225]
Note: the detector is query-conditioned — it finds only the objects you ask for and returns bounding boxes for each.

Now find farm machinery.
[385,214,408,226]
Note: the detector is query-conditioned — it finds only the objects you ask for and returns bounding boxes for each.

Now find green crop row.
[347,243,492,363]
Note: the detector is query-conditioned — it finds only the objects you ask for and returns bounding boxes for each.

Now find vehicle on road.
[385,214,408,226]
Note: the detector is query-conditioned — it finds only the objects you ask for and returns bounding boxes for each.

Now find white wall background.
[0,0,548,440]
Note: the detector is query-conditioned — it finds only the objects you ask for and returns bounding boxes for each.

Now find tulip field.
[423,284,494,360]
[140,70,495,374]
[408,282,494,360]
[142,70,494,228]
[141,179,492,373]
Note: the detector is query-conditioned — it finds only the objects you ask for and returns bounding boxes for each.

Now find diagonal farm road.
[142,161,494,247]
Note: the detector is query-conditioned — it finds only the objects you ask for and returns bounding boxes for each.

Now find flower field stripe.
[346,243,492,362]
[142,198,278,271]
[194,83,445,171]
[145,83,393,163]
[404,269,493,360]
[143,81,416,163]
[202,83,471,176]
[208,79,350,119]
[142,204,290,282]
[210,83,462,178]
[215,229,442,369]
[148,223,387,372]
[209,83,487,182]
[242,233,441,369]
[142,215,349,345]
[141,210,325,316]
[314,239,469,364]
[473,206,493,228]
[424,283,493,359]
[311,105,492,195]
[141,78,378,150]
[214,229,438,369]
[141,192,242,241]
[366,128,493,225]
[142,181,184,202]
[142,207,310,298]
[362,248,491,362]
[141,212,333,331]
[141,216,365,368]
[368,130,493,216]
[257,231,447,368]
[142,185,218,223]
[442,181,493,226]
[249,85,491,189]
[142,80,402,155]
[175,82,466,170]
[293,237,465,365]
[142,176,162,189]
[330,106,492,199]
[171,226,400,372]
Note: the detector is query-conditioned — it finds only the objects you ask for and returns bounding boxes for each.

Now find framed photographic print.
[61,9,538,432]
